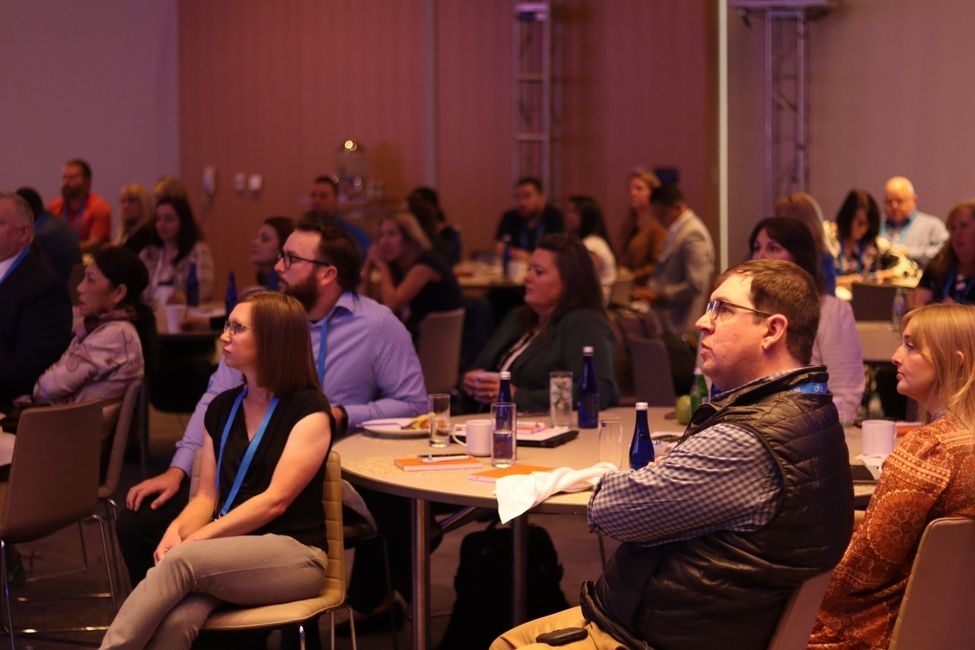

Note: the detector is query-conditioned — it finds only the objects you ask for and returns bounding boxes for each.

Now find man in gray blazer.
[640,184,715,339]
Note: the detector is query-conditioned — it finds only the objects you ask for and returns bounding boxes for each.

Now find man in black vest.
[493,259,854,650]
[0,192,72,411]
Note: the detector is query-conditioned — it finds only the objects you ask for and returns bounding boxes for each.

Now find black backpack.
[438,523,570,650]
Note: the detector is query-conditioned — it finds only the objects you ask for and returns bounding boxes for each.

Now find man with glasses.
[493,259,853,650]
[881,176,947,267]
[118,216,427,585]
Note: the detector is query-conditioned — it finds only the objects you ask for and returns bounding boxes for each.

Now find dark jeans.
[117,481,191,586]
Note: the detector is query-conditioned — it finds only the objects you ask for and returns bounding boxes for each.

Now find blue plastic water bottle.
[577,346,599,428]
[499,371,512,403]
[629,401,655,469]
[225,271,238,317]
[186,262,200,306]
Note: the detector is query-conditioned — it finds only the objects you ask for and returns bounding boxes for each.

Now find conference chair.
[417,308,465,393]
[888,517,975,649]
[627,335,677,407]
[202,451,357,650]
[766,570,833,650]
[0,400,103,649]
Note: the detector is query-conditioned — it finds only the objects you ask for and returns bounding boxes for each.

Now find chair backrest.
[851,282,897,321]
[321,450,345,597]
[766,570,833,650]
[416,308,466,393]
[888,517,975,649]
[1,401,102,541]
[628,335,677,407]
[100,378,144,498]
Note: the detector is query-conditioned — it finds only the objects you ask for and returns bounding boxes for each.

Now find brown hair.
[718,259,820,364]
[153,175,189,203]
[774,191,826,254]
[295,214,363,292]
[922,200,975,289]
[244,291,320,395]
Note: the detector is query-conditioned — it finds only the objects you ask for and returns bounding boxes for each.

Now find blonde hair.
[901,303,975,432]
[153,175,189,204]
[774,192,826,254]
[119,183,153,226]
[385,212,432,252]
[626,169,661,193]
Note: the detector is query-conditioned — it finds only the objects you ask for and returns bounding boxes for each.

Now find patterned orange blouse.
[809,415,975,650]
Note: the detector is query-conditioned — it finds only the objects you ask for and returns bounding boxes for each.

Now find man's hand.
[126,467,185,511]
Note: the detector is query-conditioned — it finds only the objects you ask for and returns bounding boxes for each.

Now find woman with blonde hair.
[774,191,838,294]
[118,184,155,253]
[810,303,975,650]
[618,169,666,283]
[364,211,462,337]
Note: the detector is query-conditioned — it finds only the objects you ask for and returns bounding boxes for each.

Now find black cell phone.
[850,464,876,484]
[535,627,588,646]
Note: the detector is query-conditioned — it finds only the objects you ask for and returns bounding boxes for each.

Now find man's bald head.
[884,176,918,224]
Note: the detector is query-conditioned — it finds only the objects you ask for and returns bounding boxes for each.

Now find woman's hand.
[154,527,183,564]
[462,370,512,404]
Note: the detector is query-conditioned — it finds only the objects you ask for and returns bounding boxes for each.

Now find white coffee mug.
[452,419,492,457]
[861,419,896,456]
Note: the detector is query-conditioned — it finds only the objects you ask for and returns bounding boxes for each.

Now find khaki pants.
[100,534,327,650]
[490,606,627,650]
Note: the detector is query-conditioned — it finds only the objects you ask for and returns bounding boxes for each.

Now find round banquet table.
[335,406,872,650]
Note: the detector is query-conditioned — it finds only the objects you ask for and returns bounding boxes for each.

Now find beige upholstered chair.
[766,570,833,650]
[888,517,975,649]
[416,308,465,393]
[202,450,356,649]
[0,400,103,649]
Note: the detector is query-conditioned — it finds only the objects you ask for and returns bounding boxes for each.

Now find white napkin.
[857,453,888,481]
[495,462,617,524]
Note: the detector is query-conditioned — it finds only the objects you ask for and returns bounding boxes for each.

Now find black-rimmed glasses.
[704,299,772,321]
[277,251,332,270]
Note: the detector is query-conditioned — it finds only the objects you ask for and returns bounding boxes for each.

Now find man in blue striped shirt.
[118,218,428,585]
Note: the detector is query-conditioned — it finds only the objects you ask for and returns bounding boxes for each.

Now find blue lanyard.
[316,318,329,384]
[214,388,280,517]
[0,247,29,286]
[885,214,915,247]
[941,267,975,303]
[793,382,829,395]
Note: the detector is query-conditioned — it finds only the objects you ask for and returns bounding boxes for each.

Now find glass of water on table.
[491,401,517,468]
[428,393,451,448]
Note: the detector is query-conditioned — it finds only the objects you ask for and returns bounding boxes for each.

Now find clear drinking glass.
[549,370,573,427]
[598,417,624,468]
[428,393,451,448]
[491,402,517,468]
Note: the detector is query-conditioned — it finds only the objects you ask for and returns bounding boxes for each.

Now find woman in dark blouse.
[100,292,332,649]
[461,234,619,412]
[364,211,462,337]
[913,200,975,307]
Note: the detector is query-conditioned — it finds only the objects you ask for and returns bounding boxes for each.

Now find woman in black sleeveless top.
[100,292,333,649]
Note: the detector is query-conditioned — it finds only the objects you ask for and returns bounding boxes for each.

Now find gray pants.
[100,534,328,650]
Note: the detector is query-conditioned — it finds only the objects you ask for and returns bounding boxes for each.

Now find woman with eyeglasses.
[750,217,864,424]
[100,291,333,649]
[810,303,975,650]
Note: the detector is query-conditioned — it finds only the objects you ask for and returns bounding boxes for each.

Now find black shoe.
[335,600,404,636]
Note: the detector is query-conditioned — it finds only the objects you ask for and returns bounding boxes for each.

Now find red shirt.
[48,192,112,243]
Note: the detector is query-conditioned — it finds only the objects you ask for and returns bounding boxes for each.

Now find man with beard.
[116,217,428,585]
[46,158,112,253]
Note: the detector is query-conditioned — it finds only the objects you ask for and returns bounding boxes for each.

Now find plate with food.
[360,413,433,439]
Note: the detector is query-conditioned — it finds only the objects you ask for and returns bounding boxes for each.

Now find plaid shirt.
[588,422,781,546]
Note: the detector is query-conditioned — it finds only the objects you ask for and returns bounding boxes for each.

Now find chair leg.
[347,607,358,650]
[93,514,119,610]
[2,541,15,650]
[329,611,335,650]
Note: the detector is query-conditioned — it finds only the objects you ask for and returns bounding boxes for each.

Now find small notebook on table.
[468,464,553,483]
[394,456,484,472]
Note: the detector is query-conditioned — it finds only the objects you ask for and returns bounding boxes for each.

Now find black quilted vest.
[582,367,854,650]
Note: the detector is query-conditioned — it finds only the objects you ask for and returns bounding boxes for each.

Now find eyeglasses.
[223,319,250,336]
[277,251,332,270]
[704,299,772,322]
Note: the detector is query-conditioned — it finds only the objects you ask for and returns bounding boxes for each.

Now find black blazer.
[0,247,72,408]
[473,307,619,412]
